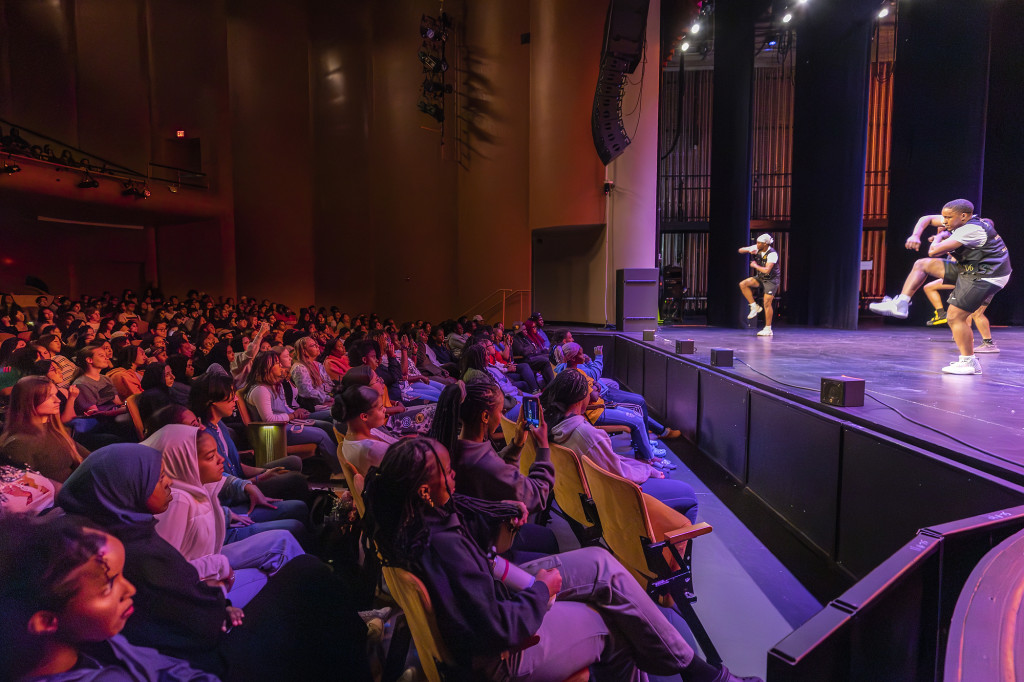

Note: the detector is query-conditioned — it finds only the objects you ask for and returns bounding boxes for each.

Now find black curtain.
[788,0,877,329]
[884,0,992,323]
[706,0,768,327]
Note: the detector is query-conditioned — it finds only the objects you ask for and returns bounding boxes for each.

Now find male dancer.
[739,234,780,337]
[870,199,1011,374]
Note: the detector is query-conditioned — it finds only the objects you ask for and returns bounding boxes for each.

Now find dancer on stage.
[870,199,1010,374]
[739,234,780,337]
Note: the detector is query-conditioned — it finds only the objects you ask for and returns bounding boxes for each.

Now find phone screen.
[594,345,603,355]
[523,396,540,428]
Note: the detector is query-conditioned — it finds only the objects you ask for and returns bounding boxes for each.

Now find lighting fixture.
[878,7,889,18]
[782,12,793,23]
[691,21,701,34]
[681,41,690,51]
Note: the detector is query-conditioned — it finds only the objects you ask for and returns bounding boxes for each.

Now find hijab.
[143,424,226,555]
[57,443,162,529]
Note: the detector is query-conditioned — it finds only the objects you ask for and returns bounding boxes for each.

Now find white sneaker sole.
[868,304,908,319]
[942,366,982,375]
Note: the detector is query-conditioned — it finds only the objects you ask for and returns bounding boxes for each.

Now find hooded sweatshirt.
[549,414,655,485]
[451,439,554,515]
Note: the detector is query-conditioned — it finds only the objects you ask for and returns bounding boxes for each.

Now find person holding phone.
[429,378,557,560]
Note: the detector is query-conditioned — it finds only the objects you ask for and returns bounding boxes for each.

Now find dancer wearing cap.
[739,234,780,337]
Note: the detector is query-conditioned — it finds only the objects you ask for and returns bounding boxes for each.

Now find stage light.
[77,173,99,189]
[681,41,691,51]
[797,0,808,4]
[877,7,889,18]
[768,39,777,46]
[691,21,700,34]
[782,12,793,23]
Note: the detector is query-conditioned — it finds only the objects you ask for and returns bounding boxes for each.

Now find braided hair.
[428,378,503,455]
[540,369,589,438]
[362,437,446,569]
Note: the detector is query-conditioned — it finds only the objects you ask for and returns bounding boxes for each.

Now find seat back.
[333,428,366,517]
[579,455,658,585]
[125,393,145,440]
[499,413,517,445]
[548,444,596,530]
[381,565,452,682]
[518,434,538,475]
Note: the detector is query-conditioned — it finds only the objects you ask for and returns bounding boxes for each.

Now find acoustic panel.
[697,370,749,482]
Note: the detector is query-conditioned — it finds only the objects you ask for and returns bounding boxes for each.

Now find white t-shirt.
[744,245,778,264]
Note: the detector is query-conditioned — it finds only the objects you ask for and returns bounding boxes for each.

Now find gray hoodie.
[549,414,655,485]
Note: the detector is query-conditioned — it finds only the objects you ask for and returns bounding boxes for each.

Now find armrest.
[664,522,713,546]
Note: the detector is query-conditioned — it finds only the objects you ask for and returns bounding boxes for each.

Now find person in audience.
[333,383,397,476]
[512,320,555,387]
[290,336,334,410]
[528,312,551,350]
[190,372,310,503]
[241,351,341,477]
[39,333,76,387]
[342,364,406,418]
[364,437,758,682]
[167,354,195,406]
[322,334,351,382]
[56,444,372,681]
[445,320,470,359]
[73,325,97,351]
[72,346,133,439]
[429,379,557,560]
[146,424,305,607]
[36,304,57,330]
[544,369,699,523]
[0,336,27,366]
[461,341,525,417]
[0,346,40,397]
[30,360,80,425]
[135,362,174,427]
[107,344,146,401]
[0,514,221,682]
[558,342,678,469]
[0,375,88,482]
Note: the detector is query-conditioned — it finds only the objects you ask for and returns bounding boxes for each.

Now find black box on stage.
[675,339,695,354]
[820,376,865,407]
[710,348,733,367]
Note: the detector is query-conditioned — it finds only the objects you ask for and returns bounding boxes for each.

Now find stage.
[627,324,1024,477]
[569,324,1024,581]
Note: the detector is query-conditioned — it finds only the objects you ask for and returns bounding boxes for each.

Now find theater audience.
[333,383,397,476]
[0,514,221,682]
[57,444,372,681]
[107,344,146,401]
[0,375,88,482]
[363,437,757,682]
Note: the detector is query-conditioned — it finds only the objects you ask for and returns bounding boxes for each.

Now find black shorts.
[947,275,1002,312]
[757,279,780,296]
[942,261,958,285]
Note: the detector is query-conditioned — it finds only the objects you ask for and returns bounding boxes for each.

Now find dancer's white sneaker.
[756,327,773,337]
[942,356,982,375]
[869,296,909,319]
[747,303,763,319]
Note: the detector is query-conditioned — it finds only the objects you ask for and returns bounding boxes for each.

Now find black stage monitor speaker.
[710,348,734,367]
[674,339,695,354]
[820,375,865,407]
[592,0,650,165]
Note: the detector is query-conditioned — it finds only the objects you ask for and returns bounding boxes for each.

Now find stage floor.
[618,323,1024,477]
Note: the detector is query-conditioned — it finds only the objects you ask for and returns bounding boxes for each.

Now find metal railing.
[458,289,532,328]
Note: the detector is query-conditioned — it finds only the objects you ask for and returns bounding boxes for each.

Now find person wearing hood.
[556,342,681,470]
[56,443,372,681]
[145,424,304,607]
[543,370,699,523]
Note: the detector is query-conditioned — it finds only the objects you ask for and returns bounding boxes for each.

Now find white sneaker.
[869,296,910,319]
[747,303,763,319]
[942,357,982,375]
[757,327,773,337]
[974,340,1000,354]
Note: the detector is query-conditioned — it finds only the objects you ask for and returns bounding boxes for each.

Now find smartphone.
[523,396,540,429]
[594,345,603,356]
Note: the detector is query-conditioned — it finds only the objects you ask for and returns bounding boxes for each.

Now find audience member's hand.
[535,568,562,599]
[503,500,529,528]
[228,510,255,527]
[531,406,549,449]
[245,485,281,514]
[223,606,245,631]
[84,404,99,416]
[292,408,310,420]
[68,385,80,400]
[256,467,288,482]
[513,409,529,447]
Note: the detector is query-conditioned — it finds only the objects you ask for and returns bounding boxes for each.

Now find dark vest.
[950,217,1012,278]
[754,246,781,284]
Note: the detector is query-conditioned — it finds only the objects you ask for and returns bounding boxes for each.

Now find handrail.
[458,289,531,328]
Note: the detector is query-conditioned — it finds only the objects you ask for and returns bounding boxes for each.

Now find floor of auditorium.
[547,437,822,681]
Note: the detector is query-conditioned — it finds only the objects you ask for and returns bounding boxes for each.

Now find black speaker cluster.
[591,0,650,165]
